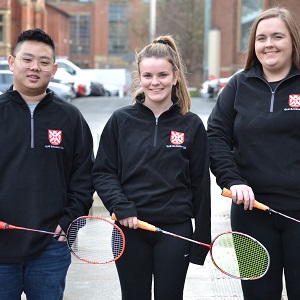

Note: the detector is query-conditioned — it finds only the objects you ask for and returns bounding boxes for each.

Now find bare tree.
[157,0,205,86]
[129,0,205,87]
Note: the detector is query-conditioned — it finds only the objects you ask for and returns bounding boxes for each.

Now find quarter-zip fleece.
[207,64,300,210]
[92,98,211,265]
[0,87,94,263]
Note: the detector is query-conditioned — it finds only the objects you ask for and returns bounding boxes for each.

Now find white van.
[56,58,92,97]
[83,68,132,97]
[56,58,106,97]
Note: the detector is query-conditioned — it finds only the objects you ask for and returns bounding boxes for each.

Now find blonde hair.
[132,35,191,115]
[244,7,300,70]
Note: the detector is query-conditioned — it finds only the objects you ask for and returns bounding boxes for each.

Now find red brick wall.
[48,1,108,68]
[46,4,70,58]
[211,0,239,77]
[211,0,300,77]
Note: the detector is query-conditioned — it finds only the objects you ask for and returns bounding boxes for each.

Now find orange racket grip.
[221,188,270,211]
[111,213,157,232]
[0,221,8,230]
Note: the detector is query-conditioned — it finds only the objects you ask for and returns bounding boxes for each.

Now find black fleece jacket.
[0,87,94,263]
[207,65,300,210]
[93,99,211,265]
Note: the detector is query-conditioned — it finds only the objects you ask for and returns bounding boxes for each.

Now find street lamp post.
[149,0,156,42]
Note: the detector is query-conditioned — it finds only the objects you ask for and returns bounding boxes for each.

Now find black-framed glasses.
[14,56,54,72]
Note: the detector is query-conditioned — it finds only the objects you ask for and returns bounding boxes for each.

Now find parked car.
[216,69,244,97]
[89,75,106,96]
[52,68,77,96]
[48,81,76,103]
[103,83,120,96]
[0,70,13,93]
[56,58,105,97]
[200,69,243,98]
[0,70,75,102]
[199,77,228,98]
[83,68,131,97]
[0,58,9,71]
[55,58,91,97]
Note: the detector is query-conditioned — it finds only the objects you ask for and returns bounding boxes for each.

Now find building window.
[0,14,4,43]
[240,0,263,52]
[69,15,91,56]
[47,0,95,2]
[109,4,129,55]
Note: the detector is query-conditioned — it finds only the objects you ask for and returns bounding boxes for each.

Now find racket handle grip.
[0,221,9,230]
[221,188,270,211]
[111,213,157,232]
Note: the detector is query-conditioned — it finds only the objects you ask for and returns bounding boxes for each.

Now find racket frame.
[111,213,270,280]
[66,215,126,264]
[0,215,126,265]
[210,231,270,280]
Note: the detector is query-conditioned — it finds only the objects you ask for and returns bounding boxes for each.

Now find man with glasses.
[0,28,94,299]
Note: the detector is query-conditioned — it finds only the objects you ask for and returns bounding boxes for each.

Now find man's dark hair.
[13,28,56,59]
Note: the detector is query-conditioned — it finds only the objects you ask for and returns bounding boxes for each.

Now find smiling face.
[139,57,178,113]
[255,17,293,80]
[8,40,58,101]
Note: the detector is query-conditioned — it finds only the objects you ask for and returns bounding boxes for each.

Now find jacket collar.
[246,63,300,79]
[5,85,54,105]
[135,95,180,116]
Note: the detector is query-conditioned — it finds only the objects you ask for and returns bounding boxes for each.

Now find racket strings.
[112,227,124,258]
[211,232,270,280]
[68,217,125,264]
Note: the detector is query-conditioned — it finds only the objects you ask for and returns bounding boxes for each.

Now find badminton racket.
[222,187,300,224]
[111,213,269,280]
[0,216,125,264]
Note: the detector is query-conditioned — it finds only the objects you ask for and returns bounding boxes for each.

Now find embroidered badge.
[170,130,184,145]
[48,129,62,146]
[288,94,300,108]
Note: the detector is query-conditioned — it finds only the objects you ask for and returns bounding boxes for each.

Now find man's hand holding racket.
[54,224,67,241]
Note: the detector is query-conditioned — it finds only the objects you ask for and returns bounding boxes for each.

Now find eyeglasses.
[14,56,54,72]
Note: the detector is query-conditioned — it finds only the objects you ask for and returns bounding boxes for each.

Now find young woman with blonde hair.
[93,35,211,300]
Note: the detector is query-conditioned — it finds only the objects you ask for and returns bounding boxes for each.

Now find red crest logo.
[48,129,62,146]
[288,94,300,108]
[170,130,184,145]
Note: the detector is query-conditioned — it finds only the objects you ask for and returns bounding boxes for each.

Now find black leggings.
[231,204,300,300]
[115,220,192,300]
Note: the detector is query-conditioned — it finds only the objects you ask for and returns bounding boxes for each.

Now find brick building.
[209,0,300,78]
[45,0,144,69]
[1,1,300,81]
[0,0,142,69]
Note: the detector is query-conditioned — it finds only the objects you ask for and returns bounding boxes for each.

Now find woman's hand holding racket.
[112,213,270,280]
[227,184,255,210]
[222,187,300,223]
[118,216,138,229]
[0,216,125,264]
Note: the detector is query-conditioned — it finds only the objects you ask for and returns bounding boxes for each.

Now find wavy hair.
[244,7,300,70]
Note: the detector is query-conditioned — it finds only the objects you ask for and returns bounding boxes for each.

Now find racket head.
[67,216,125,264]
[210,231,270,280]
